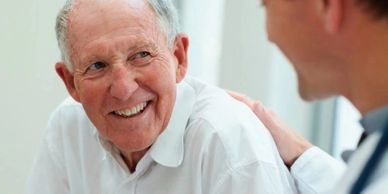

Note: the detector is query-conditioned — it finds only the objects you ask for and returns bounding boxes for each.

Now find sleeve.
[290,146,347,194]
[211,161,297,194]
[24,110,70,194]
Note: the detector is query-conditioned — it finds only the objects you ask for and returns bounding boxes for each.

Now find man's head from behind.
[263,0,388,101]
[54,0,189,157]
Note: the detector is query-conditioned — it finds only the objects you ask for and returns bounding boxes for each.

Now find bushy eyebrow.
[78,41,160,68]
[129,42,159,52]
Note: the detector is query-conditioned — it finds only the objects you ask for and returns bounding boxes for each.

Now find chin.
[113,136,155,153]
[298,80,321,101]
[298,84,335,102]
[299,90,317,102]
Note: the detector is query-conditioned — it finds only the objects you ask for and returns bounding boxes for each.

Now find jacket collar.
[360,105,388,135]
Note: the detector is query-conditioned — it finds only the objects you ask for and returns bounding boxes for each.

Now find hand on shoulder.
[228,91,313,167]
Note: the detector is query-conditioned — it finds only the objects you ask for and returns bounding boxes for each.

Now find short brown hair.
[358,0,388,19]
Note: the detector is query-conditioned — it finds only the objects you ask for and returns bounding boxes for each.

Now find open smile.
[112,101,151,118]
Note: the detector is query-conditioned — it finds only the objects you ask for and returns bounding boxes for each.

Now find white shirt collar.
[149,80,196,167]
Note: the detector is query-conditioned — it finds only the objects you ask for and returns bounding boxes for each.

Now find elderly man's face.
[56,0,188,153]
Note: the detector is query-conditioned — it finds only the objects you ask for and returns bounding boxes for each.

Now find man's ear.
[172,34,189,83]
[319,0,344,34]
[55,62,81,102]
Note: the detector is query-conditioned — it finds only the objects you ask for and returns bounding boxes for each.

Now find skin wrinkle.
[77,39,161,74]
[56,0,189,172]
[69,27,165,71]
[58,0,175,71]
[66,0,167,71]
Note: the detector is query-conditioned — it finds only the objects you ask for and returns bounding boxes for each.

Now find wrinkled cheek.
[79,79,109,99]
[157,90,176,130]
[77,81,109,127]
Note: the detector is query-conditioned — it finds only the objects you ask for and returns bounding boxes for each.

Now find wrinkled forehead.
[70,0,151,17]
[66,0,160,47]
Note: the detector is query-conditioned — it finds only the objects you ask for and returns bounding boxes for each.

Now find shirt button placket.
[114,175,137,194]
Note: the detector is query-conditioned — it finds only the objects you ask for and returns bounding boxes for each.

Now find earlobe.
[176,63,187,83]
[55,62,81,102]
[323,0,344,34]
[173,34,189,83]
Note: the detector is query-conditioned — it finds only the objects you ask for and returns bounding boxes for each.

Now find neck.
[342,15,388,116]
[120,149,149,173]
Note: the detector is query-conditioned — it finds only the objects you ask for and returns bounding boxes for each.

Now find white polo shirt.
[25,77,296,194]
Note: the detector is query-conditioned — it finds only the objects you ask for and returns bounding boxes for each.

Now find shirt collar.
[93,127,121,161]
[360,105,388,135]
[148,79,196,167]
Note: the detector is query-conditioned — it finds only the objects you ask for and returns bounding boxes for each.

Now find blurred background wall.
[1,1,67,193]
[0,0,362,193]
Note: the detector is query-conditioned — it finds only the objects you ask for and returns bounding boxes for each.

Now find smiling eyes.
[89,61,106,71]
[133,51,151,60]
[85,51,153,74]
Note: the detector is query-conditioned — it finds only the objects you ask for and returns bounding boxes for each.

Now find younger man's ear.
[319,0,344,34]
[55,62,80,102]
[173,33,189,83]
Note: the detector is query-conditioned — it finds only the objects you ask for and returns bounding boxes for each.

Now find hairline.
[56,0,179,71]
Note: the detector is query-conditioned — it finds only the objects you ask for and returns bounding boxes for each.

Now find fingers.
[252,101,280,132]
[252,102,312,166]
[251,101,264,116]
[227,89,313,167]
[227,90,256,108]
[228,91,280,133]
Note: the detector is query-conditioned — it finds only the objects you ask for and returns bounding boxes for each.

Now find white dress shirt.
[25,76,296,194]
[290,105,388,194]
[292,135,388,194]
[290,147,346,194]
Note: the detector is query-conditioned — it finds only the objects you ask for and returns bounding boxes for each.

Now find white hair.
[55,0,180,70]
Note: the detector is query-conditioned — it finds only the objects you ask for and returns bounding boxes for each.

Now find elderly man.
[25,0,296,193]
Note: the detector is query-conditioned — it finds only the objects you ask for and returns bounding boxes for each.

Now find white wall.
[179,0,224,85]
[217,0,316,139]
[179,0,317,138]
[0,1,66,193]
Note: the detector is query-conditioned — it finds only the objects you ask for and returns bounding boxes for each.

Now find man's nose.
[109,66,139,101]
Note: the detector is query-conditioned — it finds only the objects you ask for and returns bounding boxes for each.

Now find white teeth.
[114,102,148,117]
